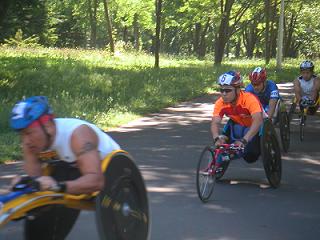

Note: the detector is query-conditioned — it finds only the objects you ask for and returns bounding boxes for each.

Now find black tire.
[299,114,305,142]
[196,146,216,202]
[261,119,282,188]
[288,102,296,122]
[95,152,150,240]
[24,205,80,240]
[279,111,290,152]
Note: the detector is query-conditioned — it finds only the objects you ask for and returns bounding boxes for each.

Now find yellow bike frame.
[0,149,127,228]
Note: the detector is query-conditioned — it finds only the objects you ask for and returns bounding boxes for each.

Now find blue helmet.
[10,96,53,130]
[217,71,242,87]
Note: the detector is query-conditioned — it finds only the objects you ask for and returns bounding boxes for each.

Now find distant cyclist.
[245,67,280,121]
[292,60,320,115]
[10,96,120,240]
[212,71,263,163]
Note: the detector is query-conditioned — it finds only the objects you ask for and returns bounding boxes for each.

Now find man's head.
[300,60,314,81]
[10,96,55,154]
[249,67,267,93]
[217,71,242,103]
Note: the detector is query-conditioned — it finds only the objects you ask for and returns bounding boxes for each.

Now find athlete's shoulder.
[266,80,278,87]
[245,84,254,92]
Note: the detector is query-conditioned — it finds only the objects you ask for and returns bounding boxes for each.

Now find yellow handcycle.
[288,96,320,141]
[0,150,150,240]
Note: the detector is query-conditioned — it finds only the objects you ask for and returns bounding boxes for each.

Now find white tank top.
[298,75,316,98]
[49,118,120,163]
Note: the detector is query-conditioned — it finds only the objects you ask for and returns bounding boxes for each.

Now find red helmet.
[249,67,267,85]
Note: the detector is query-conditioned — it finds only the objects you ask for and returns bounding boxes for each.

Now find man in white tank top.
[9,96,121,239]
[293,60,320,115]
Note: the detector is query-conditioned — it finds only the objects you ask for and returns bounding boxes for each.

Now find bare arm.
[243,112,263,142]
[267,99,278,119]
[22,144,42,177]
[311,77,320,101]
[65,125,104,195]
[293,78,301,103]
[211,116,222,140]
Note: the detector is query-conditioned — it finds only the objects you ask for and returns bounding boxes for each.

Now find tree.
[88,0,98,48]
[102,0,115,53]
[214,0,253,65]
[154,0,163,68]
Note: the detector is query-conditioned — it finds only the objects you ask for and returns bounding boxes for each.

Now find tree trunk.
[123,26,128,42]
[133,13,140,50]
[270,1,278,58]
[0,0,11,37]
[88,0,97,48]
[194,23,201,55]
[284,4,301,57]
[235,37,241,58]
[264,0,271,64]
[102,0,115,53]
[198,18,210,59]
[154,0,163,68]
[214,0,234,65]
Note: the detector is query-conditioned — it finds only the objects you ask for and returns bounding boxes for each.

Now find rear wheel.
[279,111,290,152]
[261,120,282,188]
[196,146,216,202]
[95,153,149,240]
[299,113,305,142]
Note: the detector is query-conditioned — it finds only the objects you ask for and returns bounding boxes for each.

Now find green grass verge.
[0,47,317,162]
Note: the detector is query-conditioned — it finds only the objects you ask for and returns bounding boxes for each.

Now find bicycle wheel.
[261,120,282,188]
[279,111,290,152]
[299,113,305,142]
[288,102,296,122]
[196,146,216,202]
[95,152,150,240]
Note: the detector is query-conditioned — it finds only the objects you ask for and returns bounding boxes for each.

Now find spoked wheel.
[95,152,150,240]
[196,146,216,202]
[261,120,282,188]
[299,114,306,142]
[279,111,290,152]
[288,102,296,122]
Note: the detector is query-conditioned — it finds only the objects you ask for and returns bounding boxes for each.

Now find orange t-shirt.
[213,91,262,127]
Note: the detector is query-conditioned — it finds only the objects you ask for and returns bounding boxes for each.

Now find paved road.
[1,83,320,240]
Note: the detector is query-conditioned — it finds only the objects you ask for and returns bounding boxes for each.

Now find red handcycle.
[196,119,282,202]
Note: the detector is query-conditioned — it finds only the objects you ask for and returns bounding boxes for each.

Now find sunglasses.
[219,88,233,93]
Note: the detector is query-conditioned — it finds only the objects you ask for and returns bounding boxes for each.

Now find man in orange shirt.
[211,71,264,163]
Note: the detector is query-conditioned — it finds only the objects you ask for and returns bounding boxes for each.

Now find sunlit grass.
[0,46,315,161]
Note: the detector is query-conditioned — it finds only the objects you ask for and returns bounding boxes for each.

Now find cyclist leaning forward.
[245,67,280,122]
[9,96,121,240]
[211,71,263,164]
[293,60,320,114]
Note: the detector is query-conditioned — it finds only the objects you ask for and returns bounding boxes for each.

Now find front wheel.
[261,120,282,188]
[196,146,216,202]
[279,111,290,152]
[95,152,150,240]
[299,114,305,142]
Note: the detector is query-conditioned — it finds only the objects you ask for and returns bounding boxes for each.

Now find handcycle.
[288,96,320,141]
[0,150,150,240]
[196,119,282,203]
[272,99,290,152]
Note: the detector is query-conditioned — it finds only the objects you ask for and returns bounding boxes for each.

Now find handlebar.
[300,98,315,108]
[216,143,244,152]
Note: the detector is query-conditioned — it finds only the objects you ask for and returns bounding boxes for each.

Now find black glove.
[11,176,40,191]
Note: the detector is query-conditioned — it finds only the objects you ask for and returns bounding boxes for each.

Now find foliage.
[2,29,41,48]
[0,47,316,162]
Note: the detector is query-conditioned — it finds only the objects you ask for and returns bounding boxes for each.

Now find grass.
[0,46,317,162]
